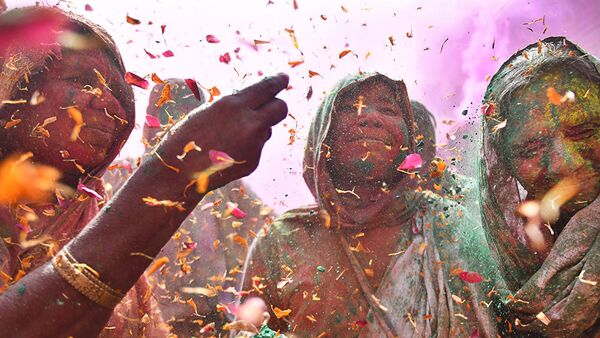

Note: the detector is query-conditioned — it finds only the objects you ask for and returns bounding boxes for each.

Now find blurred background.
[8,0,600,214]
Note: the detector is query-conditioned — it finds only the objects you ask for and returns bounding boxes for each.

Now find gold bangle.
[52,248,125,309]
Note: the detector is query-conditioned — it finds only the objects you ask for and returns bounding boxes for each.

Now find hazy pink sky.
[9,0,600,213]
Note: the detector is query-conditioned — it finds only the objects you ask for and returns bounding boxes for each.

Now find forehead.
[335,79,398,107]
[502,67,600,143]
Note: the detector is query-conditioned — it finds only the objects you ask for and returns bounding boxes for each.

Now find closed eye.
[516,140,545,159]
[564,122,599,141]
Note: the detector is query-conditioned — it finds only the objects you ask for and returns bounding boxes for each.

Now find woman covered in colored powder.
[0,6,288,337]
[480,37,600,336]
[241,73,501,337]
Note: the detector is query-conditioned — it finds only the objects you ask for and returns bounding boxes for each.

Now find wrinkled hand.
[155,73,289,194]
[510,194,600,336]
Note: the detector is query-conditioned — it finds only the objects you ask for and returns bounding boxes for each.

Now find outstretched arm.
[0,74,289,337]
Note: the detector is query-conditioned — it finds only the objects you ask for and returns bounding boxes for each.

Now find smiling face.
[326,79,409,183]
[1,48,129,178]
[502,66,600,212]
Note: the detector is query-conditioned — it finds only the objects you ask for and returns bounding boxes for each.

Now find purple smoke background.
[9,0,600,213]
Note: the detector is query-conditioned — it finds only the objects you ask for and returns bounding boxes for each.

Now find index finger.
[234,73,289,109]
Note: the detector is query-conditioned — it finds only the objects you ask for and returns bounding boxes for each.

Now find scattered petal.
[185,79,202,101]
[142,196,185,211]
[206,34,220,43]
[0,153,60,205]
[546,87,563,105]
[272,307,292,319]
[207,86,221,102]
[492,119,507,133]
[145,115,161,128]
[458,271,483,284]
[125,72,149,89]
[225,202,246,219]
[429,158,447,178]
[177,141,202,161]
[397,154,423,171]
[77,182,103,201]
[66,107,84,141]
[151,73,164,84]
[308,70,321,78]
[146,256,169,276]
[536,312,551,326]
[126,15,141,25]
[219,52,231,64]
[155,83,173,108]
[288,60,304,68]
[339,49,352,58]
[162,50,174,57]
[144,49,157,59]
[481,102,496,116]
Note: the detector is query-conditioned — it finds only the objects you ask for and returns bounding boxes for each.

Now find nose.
[90,90,127,121]
[358,114,383,128]
[544,137,583,180]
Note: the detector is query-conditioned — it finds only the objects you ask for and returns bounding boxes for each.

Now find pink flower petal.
[145,115,161,128]
[226,202,246,219]
[125,72,149,89]
[206,34,220,43]
[184,78,202,102]
[458,271,483,284]
[122,160,133,174]
[355,320,368,328]
[144,49,157,59]
[184,242,197,250]
[481,102,496,116]
[397,153,423,171]
[77,182,103,201]
[209,150,234,165]
[84,4,93,11]
[219,52,231,64]
[162,50,174,57]
[16,223,31,233]
[160,25,167,34]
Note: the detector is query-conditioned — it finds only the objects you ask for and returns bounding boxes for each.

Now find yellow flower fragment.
[142,196,185,212]
[177,141,202,161]
[0,153,60,205]
[272,307,292,319]
[66,107,84,141]
[146,256,169,276]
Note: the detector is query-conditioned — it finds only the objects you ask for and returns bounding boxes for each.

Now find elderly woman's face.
[327,80,409,182]
[503,67,600,212]
[5,49,128,175]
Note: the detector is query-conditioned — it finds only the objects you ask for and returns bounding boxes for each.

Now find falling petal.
[458,271,483,284]
[219,52,231,64]
[77,182,103,201]
[145,115,161,128]
[125,72,149,89]
[206,34,220,43]
[397,154,423,171]
[185,79,202,101]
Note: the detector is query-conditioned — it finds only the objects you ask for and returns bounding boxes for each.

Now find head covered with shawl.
[302,72,422,228]
[481,36,600,335]
[0,7,166,337]
[243,73,499,337]
[0,6,135,243]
